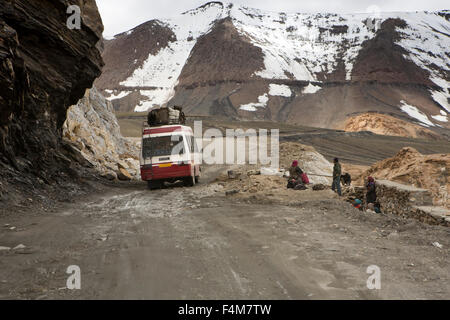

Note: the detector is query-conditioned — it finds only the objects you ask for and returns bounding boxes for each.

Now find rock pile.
[63,87,140,180]
[356,147,449,208]
[344,180,449,226]
[218,142,338,202]
[376,180,449,226]
[312,184,328,191]
[220,173,337,204]
[280,142,333,185]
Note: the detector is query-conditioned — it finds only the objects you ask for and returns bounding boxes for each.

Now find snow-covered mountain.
[95,2,450,136]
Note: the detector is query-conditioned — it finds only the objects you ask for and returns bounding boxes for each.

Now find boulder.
[312,184,328,191]
[117,168,132,181]
[63,87,140,179]
[225,189,239,196]
[124,158,140,171]
[227,170,241,179]
[247,170,261,176]
[101,172,117,181]
[117,160,129,170]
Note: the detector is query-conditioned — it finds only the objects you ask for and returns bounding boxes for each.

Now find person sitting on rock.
[288,160,303,180]
[366,176,377,206]
[287,160,304,189]
[341,173,352,186]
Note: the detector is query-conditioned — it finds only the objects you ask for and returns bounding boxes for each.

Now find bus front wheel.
[184,175,195,187]
[147,180,162,190]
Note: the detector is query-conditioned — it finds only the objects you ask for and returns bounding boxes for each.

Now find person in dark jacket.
[341,173,352,186]
[331,158,342,196]
[366,176,377,205]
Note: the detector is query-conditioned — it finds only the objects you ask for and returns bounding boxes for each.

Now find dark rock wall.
[0,0,104,181]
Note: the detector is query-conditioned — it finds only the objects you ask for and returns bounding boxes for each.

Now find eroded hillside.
[96,2,449,137]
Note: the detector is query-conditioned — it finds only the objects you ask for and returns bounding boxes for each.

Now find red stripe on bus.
[143,126,183,135]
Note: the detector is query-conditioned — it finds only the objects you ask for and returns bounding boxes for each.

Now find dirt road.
[0,167,449,300]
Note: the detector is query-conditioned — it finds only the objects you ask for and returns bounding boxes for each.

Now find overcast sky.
[96,0,448,37]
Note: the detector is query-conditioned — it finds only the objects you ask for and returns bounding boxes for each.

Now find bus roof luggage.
[147,106,186,127]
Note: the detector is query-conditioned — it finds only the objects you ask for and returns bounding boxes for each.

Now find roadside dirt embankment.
[344,181,449,227]
[218,142,336,204]
[220,142,449,227]
[356,147,449,208]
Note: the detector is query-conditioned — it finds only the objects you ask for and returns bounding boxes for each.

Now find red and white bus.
[140,124,201,189]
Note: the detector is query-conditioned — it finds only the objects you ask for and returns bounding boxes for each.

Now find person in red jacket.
[287,160,304,189]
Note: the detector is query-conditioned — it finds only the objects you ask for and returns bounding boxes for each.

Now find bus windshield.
[142,135,184,158]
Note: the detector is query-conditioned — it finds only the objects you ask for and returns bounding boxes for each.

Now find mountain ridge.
[95,2,449,137]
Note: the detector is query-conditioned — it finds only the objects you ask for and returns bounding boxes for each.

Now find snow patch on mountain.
[119,42,188,110]
[400,100,435,127]
[394,12,449,113]
[432,114,448,122]
[119,4,225,111]
[269,84,291,97]
[240,93,269,111]
[106,91,131,101]
[135,88,177,112]
[431,110,448,122]
[230,8,449,87]
[231,7,379,82]
[431,90,450,113]
[303,83,322,94]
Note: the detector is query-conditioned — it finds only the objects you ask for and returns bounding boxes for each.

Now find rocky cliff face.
[0,0,104,183]
[63,87,140,181]
[96,2,449,138]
